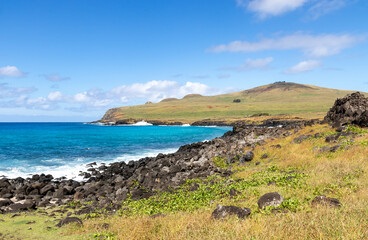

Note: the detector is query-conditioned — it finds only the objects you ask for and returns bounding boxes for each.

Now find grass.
[1,123,368,239]
[100,83,360,123]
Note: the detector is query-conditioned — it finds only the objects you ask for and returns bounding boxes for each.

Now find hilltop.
[98,82,359,124]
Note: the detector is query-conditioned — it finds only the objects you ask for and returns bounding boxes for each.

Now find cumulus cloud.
[0,66,26,78]
[237,0,308,18]
[209,33,363,58]
[110,80,221,103]
[47,91,64,101]
[42,74,70,82]
[73,89,115,109]
[69,80,226,111]
[0,80,231,112]
[285,60,322,74]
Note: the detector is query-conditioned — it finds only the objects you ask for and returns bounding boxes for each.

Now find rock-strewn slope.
[0,119,319,214]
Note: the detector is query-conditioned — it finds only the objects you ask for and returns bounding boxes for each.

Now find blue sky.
[0,0,367,121]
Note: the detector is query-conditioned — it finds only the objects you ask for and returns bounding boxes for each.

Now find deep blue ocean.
[0,122,231,179]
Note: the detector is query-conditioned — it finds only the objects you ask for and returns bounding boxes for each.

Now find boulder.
[311,195,341,208]
[292,134,311,144]
[55,217,83,227]
[211,204,251,219]
[53,188,69,199]
[6,200,35,212]
[325,92,368,127]
[258,192,284,209]
[0,199,12,207]
[40,184,54,195]
[240,151,254,162]
[73,191,85,201]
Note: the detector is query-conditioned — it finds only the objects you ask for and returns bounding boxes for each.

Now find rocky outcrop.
[191,119,232,126]
[325,92,368,127]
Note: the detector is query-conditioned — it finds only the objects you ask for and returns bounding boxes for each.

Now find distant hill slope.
[99,82,362,124]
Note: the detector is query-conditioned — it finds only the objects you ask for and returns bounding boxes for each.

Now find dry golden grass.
[66,124,368,240]
[100,83,359,123]
[76,202,368,240]
[2,124,368,239]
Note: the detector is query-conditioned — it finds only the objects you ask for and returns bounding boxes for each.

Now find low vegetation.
[1,123,368,239]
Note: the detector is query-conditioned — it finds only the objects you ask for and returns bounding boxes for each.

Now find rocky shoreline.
[91,118,235,126]
[0,118,320,214]
[2,91,366,215]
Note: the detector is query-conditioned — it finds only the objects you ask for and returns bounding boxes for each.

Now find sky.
[0,0,367,122]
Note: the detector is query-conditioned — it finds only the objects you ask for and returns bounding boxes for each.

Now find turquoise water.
[0,123,231,179]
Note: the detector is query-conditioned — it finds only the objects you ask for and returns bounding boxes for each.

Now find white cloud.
[74,92,90,102]
[2,95,57,110]
[307,0,345,19]
[111,80,221,103]
[285,60,322,74]
[241,0,309,18]
[0,66,26,78]
[177,82,213,97]
[42,74,70,82]
[47,91,63,101]
[237,0,348,19]
[0,80,232,112]
[209,33,364,58]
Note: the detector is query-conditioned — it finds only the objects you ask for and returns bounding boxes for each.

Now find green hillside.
[99,82,360,123]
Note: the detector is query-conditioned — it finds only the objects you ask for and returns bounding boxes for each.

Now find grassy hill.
[99,82,360,123]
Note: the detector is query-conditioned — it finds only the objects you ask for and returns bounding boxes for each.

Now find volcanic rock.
[6,199,35,213]
[311,195,341,208]
[257,192,284,209]
[240,151,254,162]
[55,217,83,227]
[325,92,368,127]
[211,204,251,219]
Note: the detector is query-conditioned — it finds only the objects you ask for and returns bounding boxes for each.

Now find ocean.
[0,122,231,180]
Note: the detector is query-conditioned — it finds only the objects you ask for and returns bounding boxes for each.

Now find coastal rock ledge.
[0,119,319,213]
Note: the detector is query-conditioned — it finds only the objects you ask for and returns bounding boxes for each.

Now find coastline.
[0,118,321,214]
[0,123,231,181]
[91,118,235,127]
